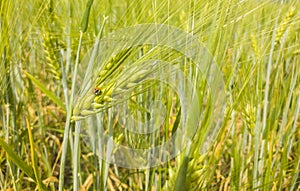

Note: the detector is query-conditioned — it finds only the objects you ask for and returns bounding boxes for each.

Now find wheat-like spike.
[250,34,261,59]
[163,154,207,191]
[47,0,67,50]
[41,1,67,81]
[71,48,135,119]
[186,156,207,190]
[275,7,296,46]
[92,47,142,105]
[72,45,188,120]
[42,33,62,80]
[95,47,134,86]
[241,104,256,136]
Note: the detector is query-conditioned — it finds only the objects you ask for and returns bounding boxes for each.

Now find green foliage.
[1,0,300,190]
[24,71,66,111]
[0,139,36,185]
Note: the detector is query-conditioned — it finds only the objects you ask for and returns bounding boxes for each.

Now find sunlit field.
[1,0,300,190]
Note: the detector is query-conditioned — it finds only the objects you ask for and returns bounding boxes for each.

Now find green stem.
[58,31,84,191]
[73,122,81,191]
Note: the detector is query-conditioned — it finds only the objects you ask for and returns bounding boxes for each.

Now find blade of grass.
[174,156,189,191]
[72,17,107,191]
[24,70,66,111]
[80,0,94,33]
[73,121,81,191]
[0,139,35,183]
[59,0,96,188]
[26,117,49,191]
[58,31,83,191]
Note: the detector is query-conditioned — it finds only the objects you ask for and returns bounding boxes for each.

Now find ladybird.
[93,87,102,96]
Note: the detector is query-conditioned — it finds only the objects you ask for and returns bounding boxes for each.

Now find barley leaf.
[80,0,94,33]
[24,70,66,111]
[0,139,35,182]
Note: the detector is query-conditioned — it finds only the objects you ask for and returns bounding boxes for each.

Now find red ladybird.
[93,87,102,96]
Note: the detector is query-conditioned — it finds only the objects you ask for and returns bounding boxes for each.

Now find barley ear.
[42,34,62,80]
[275,7,295,46]
[163,154,206,190]
[250,34,261,59]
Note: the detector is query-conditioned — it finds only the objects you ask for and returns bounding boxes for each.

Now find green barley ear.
[250,34,261,59]
[185,155,207,190]
[95,47,133,87]
[241,104,256,136]
[275,7,296,46]
[41,1,66,81]
[42,33,62,80]
[163,154,206,191]
[71,47,134,120]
